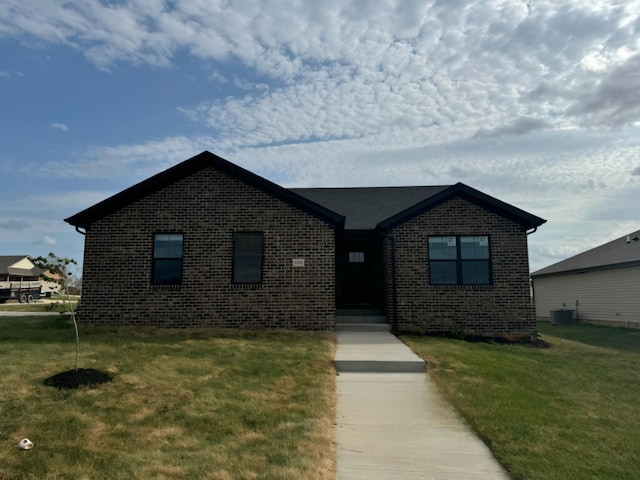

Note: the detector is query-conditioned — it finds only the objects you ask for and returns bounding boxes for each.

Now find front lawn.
[404,322,640,480]
[0,316,336,479]
[0,297,78,313]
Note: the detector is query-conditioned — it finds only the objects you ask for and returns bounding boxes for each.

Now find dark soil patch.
[43,368,112,390]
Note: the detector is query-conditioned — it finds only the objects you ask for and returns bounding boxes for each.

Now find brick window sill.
[149,284,182,291]
[232,283,263,289]
[428,284,493,291]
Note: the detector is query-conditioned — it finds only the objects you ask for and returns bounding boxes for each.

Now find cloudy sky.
[1,0,639,273]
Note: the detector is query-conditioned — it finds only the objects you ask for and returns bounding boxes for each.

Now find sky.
[1,0,639,275]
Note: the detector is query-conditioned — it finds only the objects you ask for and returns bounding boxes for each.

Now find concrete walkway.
[334,326,510,480]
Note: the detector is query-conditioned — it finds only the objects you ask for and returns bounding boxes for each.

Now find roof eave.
[377,182,546,231]
[65,151,345,230]
[531,260,640,278]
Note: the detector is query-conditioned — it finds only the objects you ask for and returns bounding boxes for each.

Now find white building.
[531,230,640,328]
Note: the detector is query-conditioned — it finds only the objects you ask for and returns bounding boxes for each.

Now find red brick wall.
[78,166,336,329]
[384,196,536,338]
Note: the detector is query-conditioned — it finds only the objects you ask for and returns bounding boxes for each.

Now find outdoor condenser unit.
[550,309,574,325]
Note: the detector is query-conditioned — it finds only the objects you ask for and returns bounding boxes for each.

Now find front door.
[337,233,383,308]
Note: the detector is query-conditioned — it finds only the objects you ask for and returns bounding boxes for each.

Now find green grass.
[0,298,78,313]
[403,322,640,480]
[0,317,336,480]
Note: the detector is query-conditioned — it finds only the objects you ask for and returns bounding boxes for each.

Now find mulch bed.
[43,368,112,390]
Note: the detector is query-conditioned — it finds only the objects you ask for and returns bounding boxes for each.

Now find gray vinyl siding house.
[531,231,640,328]
[66,151,545,338]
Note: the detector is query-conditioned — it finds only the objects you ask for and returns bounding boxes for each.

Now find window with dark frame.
[152,233,183,285]
[233,232,263,284]
[348,251,365,263]
[428,235,491,285]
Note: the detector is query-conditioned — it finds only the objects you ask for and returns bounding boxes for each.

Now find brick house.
[65,151,545,337]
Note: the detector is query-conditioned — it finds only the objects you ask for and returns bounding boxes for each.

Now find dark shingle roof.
[291,186,449,230]
[294,183,546,232]
[531,229,640,277]
[0,256,28,272]
[64,151,546,234]
[0,255,41,277]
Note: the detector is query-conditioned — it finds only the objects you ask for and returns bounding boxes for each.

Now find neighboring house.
[0,256,61,299]
[531,230,640,328]
[0,255,43,303]
[65,151,545,337]
[0,256,40,281]
[40,272,65,297]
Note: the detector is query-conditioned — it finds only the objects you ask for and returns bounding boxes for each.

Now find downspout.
[388,234,398,331]
[527,225,538,323]
[530,277,536,313]
[75,226,86,235]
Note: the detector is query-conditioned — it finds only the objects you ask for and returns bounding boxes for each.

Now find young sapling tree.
[34,253,80,371]
[35,253,112,389]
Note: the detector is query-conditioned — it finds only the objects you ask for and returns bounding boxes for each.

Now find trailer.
[0,281,42,303]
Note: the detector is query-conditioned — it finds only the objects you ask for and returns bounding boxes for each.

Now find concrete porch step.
[335,308,383,316]
[334,329,426,373]
[335,315,388,325]
[335,322,391,332]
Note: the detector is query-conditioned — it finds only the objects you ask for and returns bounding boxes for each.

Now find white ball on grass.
[18,438,34,450]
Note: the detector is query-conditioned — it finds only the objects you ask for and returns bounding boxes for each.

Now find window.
[428,236,491,285]
[233,232,263,284]
[349,251,365,263]
[153,233,183,285]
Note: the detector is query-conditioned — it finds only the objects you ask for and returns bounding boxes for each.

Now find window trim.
[232,231,264,285]
[428,235,492,285]
[152,232,184,286]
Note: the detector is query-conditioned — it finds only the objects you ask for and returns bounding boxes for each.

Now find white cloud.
[50,122,69,131]
[209,69,228,84]
[39,235,57,246]
[2,0,638,143]
[27,136,216,182]
[568,53,640,127]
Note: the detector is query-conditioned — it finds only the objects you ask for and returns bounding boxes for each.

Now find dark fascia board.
[377,182,547,232]
[531,260,640,279]
[65,151,345,229]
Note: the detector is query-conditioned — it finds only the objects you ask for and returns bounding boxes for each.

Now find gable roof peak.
[65,151,344,229]
[377,181,546,232]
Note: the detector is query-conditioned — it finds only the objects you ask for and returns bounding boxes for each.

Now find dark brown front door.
[337,233,383,308]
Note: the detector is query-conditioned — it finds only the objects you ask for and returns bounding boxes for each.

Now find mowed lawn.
[0,316,336,480]
[404,322,640,480]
